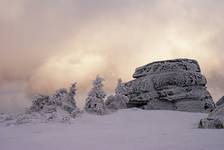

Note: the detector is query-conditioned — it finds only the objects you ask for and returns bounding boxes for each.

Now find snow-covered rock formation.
[199,104,224,129]
[105,79,129,110]
[85,75,106,115]
[216,96,224,107]
[121,59,215,112]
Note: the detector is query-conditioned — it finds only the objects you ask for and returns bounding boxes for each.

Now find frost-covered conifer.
[85,75,106,115]
[49,88,68,106]
[115,78,128,95]
[62,82,78,114]
[19,82,80,124]
[105,79,129,110]
[69,83,77,98]
[30,94,50,112]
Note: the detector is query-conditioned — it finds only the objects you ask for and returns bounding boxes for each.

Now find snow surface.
[0,109,224,150]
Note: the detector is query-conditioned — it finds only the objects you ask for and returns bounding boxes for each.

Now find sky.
[0,0,224,112]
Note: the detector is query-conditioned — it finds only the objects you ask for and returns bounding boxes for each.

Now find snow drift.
[1,109,224,150]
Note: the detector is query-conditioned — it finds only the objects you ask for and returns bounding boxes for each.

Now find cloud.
[0,0,224,112]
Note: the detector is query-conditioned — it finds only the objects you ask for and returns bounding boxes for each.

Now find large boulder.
[199,104,224,129]
[121,58,215,112]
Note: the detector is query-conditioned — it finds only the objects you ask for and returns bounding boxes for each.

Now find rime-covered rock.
[133,59,201,78]
[199,118,224,129]
[85,75,106,115]
[216,96,224,106]
[199,104,224,129]
[122,58,215,112]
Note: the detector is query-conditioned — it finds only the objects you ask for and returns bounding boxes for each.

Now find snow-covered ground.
[0,109,224,150]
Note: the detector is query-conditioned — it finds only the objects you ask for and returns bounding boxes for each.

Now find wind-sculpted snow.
[1,110,224,150]
[0,111,76,126]
[122,59,215,112]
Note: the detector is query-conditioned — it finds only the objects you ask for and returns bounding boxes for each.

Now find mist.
[0,0,224,112]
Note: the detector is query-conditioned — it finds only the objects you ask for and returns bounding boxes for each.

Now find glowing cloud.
[0,0,224,112]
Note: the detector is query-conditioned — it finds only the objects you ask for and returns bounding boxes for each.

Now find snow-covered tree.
[105,95,129,110]
[69,83,77,98]
[105,78,129,110]
[115,78,128,95]
[85,75,106,115]
[49,88,68,106]
[61,83,78,113]
[23,82,80,124]
[30,94,50,112]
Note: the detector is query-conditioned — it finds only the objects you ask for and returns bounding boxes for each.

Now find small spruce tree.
[115,78,128,95]
[105,78,129,110]
[85,75,106,115]
[62,82,78,114]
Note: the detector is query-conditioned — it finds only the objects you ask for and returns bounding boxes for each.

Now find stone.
[133,59,201,78]
[216,96,224,106]
[199,118,224,129]
[121,58,215,112]
[144,99,176,110]
[198,104,224,129]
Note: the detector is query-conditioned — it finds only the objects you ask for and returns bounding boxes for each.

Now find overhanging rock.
[122,58,215,112]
